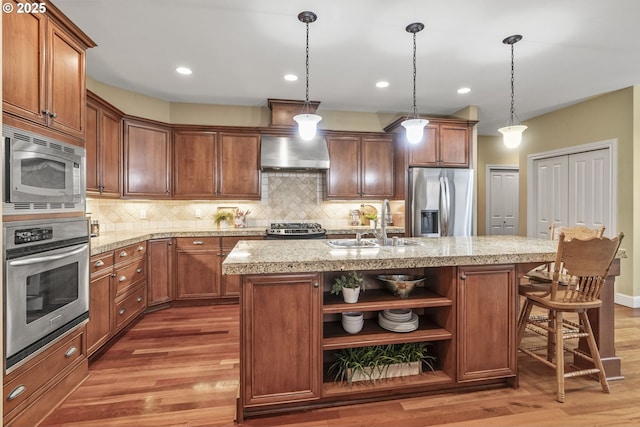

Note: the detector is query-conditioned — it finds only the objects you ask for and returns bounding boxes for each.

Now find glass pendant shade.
[401,118,429,144]
[498,124,527,148]
[294,113,322,141]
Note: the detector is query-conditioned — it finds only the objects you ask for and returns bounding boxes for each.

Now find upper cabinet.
[123,118,172,198]
[173,129,261,199]
[2,0,95,141]
[408,121,473,167]
[326,133,394,199]
[86,91,123,197]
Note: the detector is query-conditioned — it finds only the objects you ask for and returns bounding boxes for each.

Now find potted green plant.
[364,212,378,229]
[214,211,234,229]
[328,342,436,384]
[331,271,366,303]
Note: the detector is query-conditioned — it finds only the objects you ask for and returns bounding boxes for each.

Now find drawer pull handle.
[64,346,78,358]
[136,267,143,273]
[137,296,143,302]
[120,251,128,257]
[7,385,26,401]
[119,308,126,315]
[119,275,127,282]
[137,246,144,252]
[94,260,105,267]
[193,240,204,245]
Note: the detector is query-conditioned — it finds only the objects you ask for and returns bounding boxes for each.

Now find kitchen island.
[222,236,625,420]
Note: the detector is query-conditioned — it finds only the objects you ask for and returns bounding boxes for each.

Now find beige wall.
[514,87,636,301]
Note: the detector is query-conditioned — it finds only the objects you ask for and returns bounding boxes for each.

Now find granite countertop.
[89,225,405,256]
[221,236,569,275]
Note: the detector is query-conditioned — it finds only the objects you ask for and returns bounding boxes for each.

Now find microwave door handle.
[8,245,88,266]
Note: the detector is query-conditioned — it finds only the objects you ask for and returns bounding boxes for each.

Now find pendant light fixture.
[293,11,322,141]
[498,34,527,148]
[401,22,428,144]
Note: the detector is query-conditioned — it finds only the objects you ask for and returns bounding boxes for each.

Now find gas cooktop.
[266,222,326,238]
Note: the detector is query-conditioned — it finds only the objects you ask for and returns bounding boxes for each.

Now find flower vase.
[341,287,361,303]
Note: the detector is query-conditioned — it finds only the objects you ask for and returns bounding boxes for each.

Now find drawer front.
[3,328,84,415]
[176,237,219,249]
[115,283,147,331]
[90,252,114,277]
[115,241,147,265]
[114,258,146,296]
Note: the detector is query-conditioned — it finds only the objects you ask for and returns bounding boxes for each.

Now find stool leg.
[579,311,610,394]
[555,311,565,403]
[517,299,533,346]
[547,309,555,362]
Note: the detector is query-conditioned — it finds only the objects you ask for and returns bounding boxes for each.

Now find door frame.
[526,139,618,237]
[485,164,519,235]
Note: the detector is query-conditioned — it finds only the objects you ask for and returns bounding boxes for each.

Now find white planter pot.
[347,361,422,382]
[341,287,361,303]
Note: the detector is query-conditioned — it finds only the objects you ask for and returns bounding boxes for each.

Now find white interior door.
[487,167,519,235]
[568,149,610,230]
[534,156,568,239]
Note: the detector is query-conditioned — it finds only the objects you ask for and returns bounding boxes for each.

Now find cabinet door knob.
[50,112,57,118]
[136,267,143,273]
[119,275,127,282]
[137,246,144,252]
[313,281,319,288]
[64,346,78,358]
[137,296,143,302]
[460,274,467,280]
[94,260,105,267]
[7,385,26,401]
[119,308,126,315]
[120,251,128,257]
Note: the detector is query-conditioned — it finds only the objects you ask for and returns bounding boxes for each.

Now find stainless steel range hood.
[260,135,330,170]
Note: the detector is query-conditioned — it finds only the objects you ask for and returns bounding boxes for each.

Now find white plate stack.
[378,309,419,332]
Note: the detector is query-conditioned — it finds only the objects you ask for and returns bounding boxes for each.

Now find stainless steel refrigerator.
[409,167,474,237]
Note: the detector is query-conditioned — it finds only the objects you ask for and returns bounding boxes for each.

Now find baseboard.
[614,292,640,308]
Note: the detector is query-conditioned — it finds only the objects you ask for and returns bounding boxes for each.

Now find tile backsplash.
[87,171,405,232]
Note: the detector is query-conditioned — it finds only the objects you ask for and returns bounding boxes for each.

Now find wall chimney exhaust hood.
[260,135,330,170]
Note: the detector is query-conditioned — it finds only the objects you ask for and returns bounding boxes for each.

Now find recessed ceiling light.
[176,67,192,75]
[284,74,298,81]
[376,81,390,88]
[457,87,471,94]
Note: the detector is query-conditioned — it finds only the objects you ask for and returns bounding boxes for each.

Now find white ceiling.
[56,0,640,135]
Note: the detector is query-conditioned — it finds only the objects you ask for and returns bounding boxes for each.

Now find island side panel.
[241,273,322,412]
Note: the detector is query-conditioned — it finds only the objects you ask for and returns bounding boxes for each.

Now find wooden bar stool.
[517,231,623,402]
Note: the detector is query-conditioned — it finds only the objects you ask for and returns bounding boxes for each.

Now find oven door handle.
[8,244,88,266]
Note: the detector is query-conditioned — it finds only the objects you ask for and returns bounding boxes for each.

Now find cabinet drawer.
[90,252,114,277]
[176,237,218,249]
[115,283,147,331]
[115,242,147,264]
[115,258,146,296]
[3,328,84,416]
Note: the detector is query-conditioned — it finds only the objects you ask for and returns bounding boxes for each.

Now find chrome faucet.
[379,199,392,246]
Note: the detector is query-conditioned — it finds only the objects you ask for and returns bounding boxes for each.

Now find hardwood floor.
[40,304,640,427]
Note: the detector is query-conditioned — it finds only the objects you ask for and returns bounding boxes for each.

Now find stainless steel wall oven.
[3,217,89,371]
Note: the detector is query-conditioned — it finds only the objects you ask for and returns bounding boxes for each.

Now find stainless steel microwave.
[3,125,86,215]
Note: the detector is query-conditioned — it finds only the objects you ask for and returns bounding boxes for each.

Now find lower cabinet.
[175,237,220,299]
[241,273,322,410]
[86,252,115,356]
[2,327,88,427]
[147,238,174,306]
[457,264,517,381]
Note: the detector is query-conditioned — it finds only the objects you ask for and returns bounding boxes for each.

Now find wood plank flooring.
[40,304,640,427]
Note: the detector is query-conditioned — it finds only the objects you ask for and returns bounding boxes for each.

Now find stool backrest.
[551,232,623,302]
[549,223,605,240]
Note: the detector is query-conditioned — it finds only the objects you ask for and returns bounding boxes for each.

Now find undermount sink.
[325,238,421,248]
[325,239,380,249]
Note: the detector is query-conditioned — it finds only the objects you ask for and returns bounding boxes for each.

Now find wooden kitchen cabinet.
[173,129,261,199]
[407,120,474,168]
[147,238,175,307]
[175,237,220,299]
[2,0,95,140]
[457,264,517,382]
[241,273,322,412]
[326,133,394,199]
[123,118,172,198]
[86,252,115,356]
[86,91,123,197]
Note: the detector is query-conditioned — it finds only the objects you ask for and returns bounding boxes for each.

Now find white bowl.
[342,312,364,323]
[342,320,364,334]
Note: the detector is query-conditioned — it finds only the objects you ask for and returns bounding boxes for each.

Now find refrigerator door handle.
[444,176,452,236]
[439,176,448,236]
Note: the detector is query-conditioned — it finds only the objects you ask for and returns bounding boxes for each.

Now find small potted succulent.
[331,271,366,303]
[214,211,234,229]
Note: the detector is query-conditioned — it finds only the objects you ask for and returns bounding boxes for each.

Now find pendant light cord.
[304,21,310,105]
[412,31,418,117]
[509,41,515,126]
